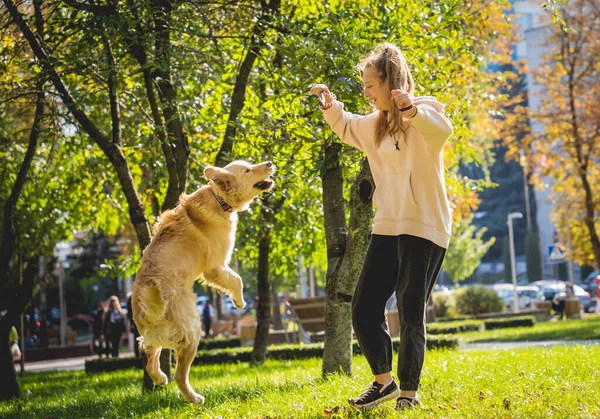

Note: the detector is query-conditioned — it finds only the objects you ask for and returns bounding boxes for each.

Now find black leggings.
[352,234,445,391]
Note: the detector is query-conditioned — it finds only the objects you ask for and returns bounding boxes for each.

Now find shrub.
[85,335,459,374]
[483,316,535,330]
[455,286,504,315]
[433,293,454,318]
[197,337,241,351]
[434,315,475,323]
[427,320,484,335]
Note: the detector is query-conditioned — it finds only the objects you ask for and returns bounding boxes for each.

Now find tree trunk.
[322,153,373,376]
[0,329,19,400]
[0,59,44,399]
[251,234,272,365]
[0,259,38,401]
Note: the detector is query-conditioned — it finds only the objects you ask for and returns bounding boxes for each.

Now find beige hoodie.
[322,96,453,248]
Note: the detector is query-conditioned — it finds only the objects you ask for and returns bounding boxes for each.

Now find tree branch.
[215,0,281,167]
[5,0,151,249]
[100,24,121,144]
[0,80,44,288]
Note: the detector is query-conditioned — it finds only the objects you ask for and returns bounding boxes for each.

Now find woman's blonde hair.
[359,43,414,147]
[108,295,125,316]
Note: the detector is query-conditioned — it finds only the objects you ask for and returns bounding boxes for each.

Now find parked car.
[581,270,599,296]
[489,284,540,311]
[531,280,593,312]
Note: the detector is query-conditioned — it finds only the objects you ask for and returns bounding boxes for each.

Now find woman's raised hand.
[391,89,415,116]
[310,84,335,109]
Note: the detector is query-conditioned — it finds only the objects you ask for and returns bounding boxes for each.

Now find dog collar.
[211,188,234,213]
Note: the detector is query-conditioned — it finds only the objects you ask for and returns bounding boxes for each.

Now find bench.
[286,296,326,343]
[237,316,300,346]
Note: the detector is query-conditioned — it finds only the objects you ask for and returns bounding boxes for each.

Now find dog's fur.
[132,160,275,403]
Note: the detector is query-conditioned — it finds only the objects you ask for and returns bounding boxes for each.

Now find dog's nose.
[265,161,273,167]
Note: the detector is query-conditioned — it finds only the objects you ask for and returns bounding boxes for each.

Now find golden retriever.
[132,160,276,403]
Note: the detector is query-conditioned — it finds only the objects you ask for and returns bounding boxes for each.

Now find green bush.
[433,293,454,318]
[434,315,475,323]
[483,316,535,330]
[197,337,241,351]
[85,335,459,374]
[427,320,483,335]
[455,286,504,315]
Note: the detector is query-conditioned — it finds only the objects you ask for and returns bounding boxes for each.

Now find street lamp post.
[507,212,523,313]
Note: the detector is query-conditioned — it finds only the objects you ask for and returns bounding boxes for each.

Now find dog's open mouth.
[253,177,274,190]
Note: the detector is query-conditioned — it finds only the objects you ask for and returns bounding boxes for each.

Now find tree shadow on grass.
[5,372,333,419]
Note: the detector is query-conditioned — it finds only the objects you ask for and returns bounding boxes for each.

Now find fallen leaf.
[323,405,344,417]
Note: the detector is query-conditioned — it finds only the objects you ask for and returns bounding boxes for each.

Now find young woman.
[101,296,126,358]
[310,43,453,411]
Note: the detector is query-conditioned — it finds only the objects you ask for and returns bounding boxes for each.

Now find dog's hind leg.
[145,345,168,386]
[174,342,204,404]
[203,265,246,309]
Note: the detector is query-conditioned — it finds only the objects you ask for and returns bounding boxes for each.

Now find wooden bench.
[286,296,326,343]
[237,316,300,346]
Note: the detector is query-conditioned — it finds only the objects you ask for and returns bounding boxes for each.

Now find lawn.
[459,315,600,343]
[2,345,599,418]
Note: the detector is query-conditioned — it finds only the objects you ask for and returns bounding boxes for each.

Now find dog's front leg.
[203,265,246,309]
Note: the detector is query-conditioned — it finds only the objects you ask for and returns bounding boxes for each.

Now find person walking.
[202,302,213,338]
[310,42,453,411]
[102,296,126,358]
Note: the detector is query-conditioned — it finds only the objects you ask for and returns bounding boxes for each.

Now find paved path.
[15,340,600,373]
[15,351,135,373]
[460,339,600,351]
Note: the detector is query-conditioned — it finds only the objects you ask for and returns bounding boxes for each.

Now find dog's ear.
[204,166,233,192]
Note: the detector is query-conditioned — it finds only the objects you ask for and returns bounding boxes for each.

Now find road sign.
[548,244,565,264]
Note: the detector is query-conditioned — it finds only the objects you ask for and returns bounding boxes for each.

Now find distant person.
[565,283,575,299]
[126,292,140,357]
[202,302,213,338]
[552,292,566,320]
[92,300,108,358]
[102,296,125,357]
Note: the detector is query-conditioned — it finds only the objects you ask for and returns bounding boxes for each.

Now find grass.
[459,315,600,343]
[2,345,600,418]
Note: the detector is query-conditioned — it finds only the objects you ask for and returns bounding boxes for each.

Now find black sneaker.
[395,395,424,410]
[348,379,400,411]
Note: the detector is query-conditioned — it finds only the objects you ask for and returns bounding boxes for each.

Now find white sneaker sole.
[349,388,400,411]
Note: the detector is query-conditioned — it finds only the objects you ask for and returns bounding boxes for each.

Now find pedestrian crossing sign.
[548,244,565,264]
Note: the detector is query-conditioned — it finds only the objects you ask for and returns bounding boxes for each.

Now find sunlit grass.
[2,345,599,418]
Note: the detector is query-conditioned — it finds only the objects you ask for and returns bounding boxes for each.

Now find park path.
[460,339,600,351]
[15,351,135,373]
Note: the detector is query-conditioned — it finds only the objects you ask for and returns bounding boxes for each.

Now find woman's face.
[363,66,391,111]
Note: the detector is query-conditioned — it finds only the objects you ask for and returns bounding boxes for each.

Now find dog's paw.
[154,372,169,387]
[184,391,205,404]
[233,299,246,309]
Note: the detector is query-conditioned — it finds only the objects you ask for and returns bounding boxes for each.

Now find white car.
[489,284,540,311]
